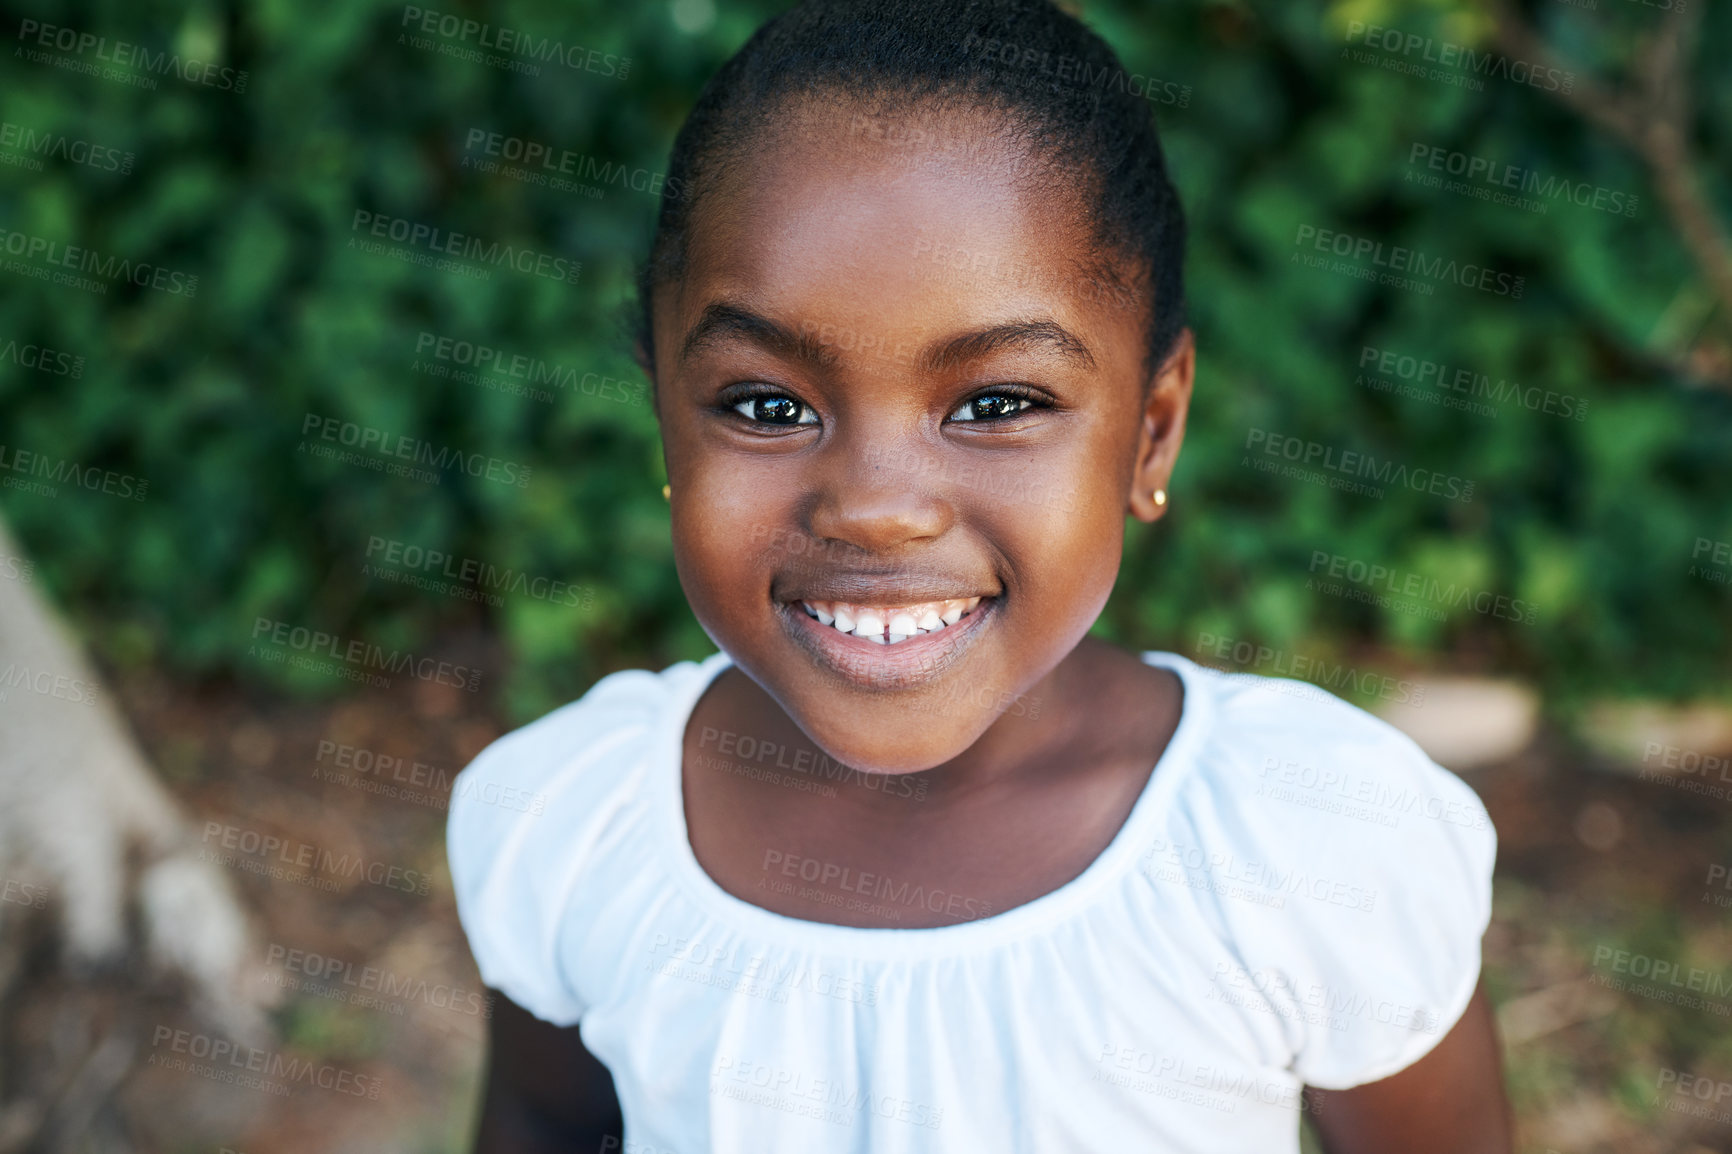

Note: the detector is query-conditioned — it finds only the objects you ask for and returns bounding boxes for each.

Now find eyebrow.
[921,319,1096,373]
[679,302,1097,373]
[680,302,839,369]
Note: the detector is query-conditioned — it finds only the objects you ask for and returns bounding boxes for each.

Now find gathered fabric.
[449,649,1495,1153]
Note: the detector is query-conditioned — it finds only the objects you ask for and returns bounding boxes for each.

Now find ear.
[1128,328,1195,523]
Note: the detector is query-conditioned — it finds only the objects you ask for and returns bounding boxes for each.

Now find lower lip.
[777,597,999,691]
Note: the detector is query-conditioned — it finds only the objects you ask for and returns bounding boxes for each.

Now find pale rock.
[1374,677,1539,771]
[1573,699,1732,776]
[0,516,269,1045]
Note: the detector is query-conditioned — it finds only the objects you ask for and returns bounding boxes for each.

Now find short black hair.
[633,0,1187,384]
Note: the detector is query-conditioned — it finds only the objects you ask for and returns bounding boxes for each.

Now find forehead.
[671,102,1125,339]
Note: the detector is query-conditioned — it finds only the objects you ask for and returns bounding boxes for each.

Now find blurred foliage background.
[2,1,1731,1151]
[0,0,1727,726]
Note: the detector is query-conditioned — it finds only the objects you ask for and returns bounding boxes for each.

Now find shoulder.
[1182,652,1431,761]
[1161,653,1492,847]
[461,659,678,781]
[445,651,728,1024]
[1147,653,1498,1089]
[447,663,666,857]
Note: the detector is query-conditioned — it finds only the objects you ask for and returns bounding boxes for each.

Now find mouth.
[795,596,985,644]
[775,593,999,690]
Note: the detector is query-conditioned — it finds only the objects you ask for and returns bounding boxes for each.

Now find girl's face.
[651,103,1192,774]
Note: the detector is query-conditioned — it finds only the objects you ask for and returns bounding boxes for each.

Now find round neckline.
[655,647,1214,958]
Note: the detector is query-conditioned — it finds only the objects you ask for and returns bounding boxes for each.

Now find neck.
[808,636,1130,817]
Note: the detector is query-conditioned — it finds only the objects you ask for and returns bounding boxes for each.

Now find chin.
[791,717,986,777]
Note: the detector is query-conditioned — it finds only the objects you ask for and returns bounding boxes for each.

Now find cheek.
[672,473,798,614]
[1014,429,1132,604]
[976,449,1124,602]
[1016,499,1124,613]
[671,504,752,616]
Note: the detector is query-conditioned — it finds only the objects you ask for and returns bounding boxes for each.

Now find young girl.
[448,2,1510,1150]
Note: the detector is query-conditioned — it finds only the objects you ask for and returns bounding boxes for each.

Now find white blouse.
[448,650,1496,1153]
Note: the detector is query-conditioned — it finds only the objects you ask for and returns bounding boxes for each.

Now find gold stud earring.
[1153,488,1167,506]
[661,484,671,501]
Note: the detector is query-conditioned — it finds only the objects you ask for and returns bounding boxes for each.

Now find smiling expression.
[649,102,1191,775]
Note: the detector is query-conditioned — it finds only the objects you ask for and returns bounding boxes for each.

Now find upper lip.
[776,573,998,606]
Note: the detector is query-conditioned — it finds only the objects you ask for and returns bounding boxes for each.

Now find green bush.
[0,0,1727,722]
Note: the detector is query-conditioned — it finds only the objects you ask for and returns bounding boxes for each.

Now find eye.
[947,385,1048,423]
[727,390,818,426]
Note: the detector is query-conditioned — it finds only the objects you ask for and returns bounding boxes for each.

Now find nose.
[805,432,954,553]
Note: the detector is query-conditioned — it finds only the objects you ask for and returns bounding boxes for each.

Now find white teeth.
[798,596,989,644]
